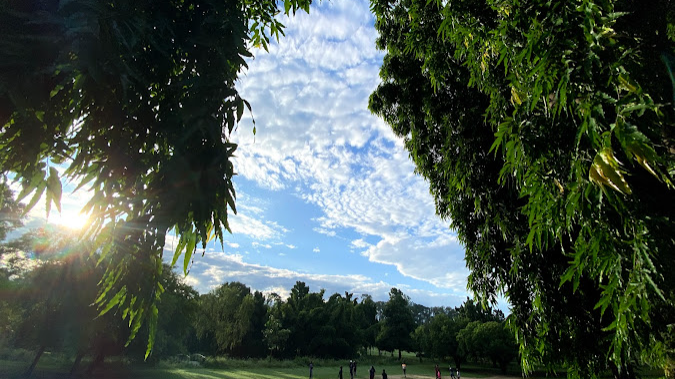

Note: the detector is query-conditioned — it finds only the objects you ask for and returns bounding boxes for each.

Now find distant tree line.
[1,215,517,376]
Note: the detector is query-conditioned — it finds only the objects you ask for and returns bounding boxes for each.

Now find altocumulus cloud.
[212,0,470,305]
[182,250,464,306]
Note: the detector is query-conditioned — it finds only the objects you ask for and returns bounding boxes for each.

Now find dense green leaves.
[377,288,415,360]
[369,0,675,377]
[412,299,505,368]
[194,282,268,356]
[0,0,312,357]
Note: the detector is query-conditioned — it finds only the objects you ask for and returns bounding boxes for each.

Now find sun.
[53,209,91,231]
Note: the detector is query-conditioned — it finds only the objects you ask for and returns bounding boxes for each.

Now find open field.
[0,356,520,379]
[1,349,663,379]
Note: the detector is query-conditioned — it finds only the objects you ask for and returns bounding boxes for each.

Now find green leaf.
[183,231,197,274]
[98,286,127,317]
[145,304,158,360]
[46,166,62,213]
[25,182,47,215]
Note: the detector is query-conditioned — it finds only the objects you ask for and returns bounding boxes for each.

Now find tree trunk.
[70,352,85,375]
[398,349,402,361]
[499,360,507,375]
[24,345,46,378]
[85,352,105,376]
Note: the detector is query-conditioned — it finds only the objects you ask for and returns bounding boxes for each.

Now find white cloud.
[229,212,286,240]
[229,0,467,294]
[361,235,468,294]
[187,252,464,306]
[350,238,370,249]
[313,227,336,237]
[179,273,201,289]
[312,247,320,253]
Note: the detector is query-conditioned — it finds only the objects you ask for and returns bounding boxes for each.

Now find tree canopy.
[0,0,310,357]
[377,288,415,360]
[369,0,675,377]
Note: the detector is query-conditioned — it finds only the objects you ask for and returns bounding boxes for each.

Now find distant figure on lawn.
[369,366,376,379]
[382,369,388,379]
[310,362,314,379]
[435,365,441,379]
[449,367,456,379]
[349,361,354,379]
[402,362,407,378]
[456,369,460,379]
[339,366,343,379]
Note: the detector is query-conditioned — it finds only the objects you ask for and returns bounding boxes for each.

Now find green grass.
[1,357,525,379]
[9,349,598,379]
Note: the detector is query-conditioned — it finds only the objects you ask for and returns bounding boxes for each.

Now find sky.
[15,0,507,310]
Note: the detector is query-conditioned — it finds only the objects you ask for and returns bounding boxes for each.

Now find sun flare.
[53,209,91,231]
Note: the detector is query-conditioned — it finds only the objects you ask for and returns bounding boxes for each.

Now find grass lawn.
[0,357,523,379]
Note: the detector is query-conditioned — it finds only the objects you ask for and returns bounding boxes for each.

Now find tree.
[0,184,25,347]
[0,0,312,357]
[318,293,352,358]
[0,183,23,243]
[355,294,379,355]
[280,281,327,357]
[473,321,518,374]
[7,227,128,376]
[194,282,266,357]
[377,288,415,360]
[263,314,290,359]
[456,298,503,323]
[414,312,450,361]
[456,320,517,374]
[126,265,199,361]
[369,0,675,378]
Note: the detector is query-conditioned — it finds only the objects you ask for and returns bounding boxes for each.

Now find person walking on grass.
[382,369,388,379]
[435,365,441,379]
[369,366,375,379]
[402,362,407,378]
[310,362,314,379]
[339,366,343,379]
[349,361,354,379]
[456,369,460,379]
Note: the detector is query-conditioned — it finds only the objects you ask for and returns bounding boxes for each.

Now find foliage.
[376,288,415,360]
[4,252,525,377]
[194,282,267,357]
[0,183,23,243]
[369,0,675,377]
[127,265,199,361]
[263,314,291,358]
[5,228,129,375]
[0,0,312,358]
[355,294,379,354]
[412,299,504,368]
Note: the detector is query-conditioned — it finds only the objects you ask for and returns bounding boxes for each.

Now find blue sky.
[19,0,502,309]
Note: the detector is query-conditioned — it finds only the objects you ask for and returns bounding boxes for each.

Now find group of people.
[434,365,460,379]
[337,360,368,379]
[318,361,388,379]
[311,361,458,379]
